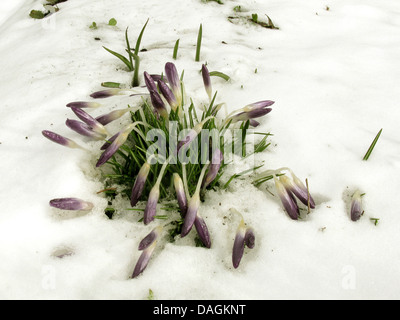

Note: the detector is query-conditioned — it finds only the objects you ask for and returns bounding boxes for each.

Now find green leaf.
[103,46,133,71]
[89,21,97,29]
[108,18,117,26]
[134,18,149,55]
[173,39,180,60]
[29,10,46,19]
[101,82,121,88]
[209,71,230,81]
[195,23,202,62]
[363,128,383,161]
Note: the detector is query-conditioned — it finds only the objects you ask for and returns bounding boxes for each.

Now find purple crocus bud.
[138,226,163,251]
[100,132,119,150]
[350,190,363,221]
[164,62,182,106]
[158,80,178,112]
[66,101,101,109]
[249,119,260,127]
[96,123,135,167]
[95,108,131,126]
[66,119,106,140]
[201,64,212,101]
[130,162,151,207]
[149,90,169,119]
[244,227,255,249]
[143,185,160,225]
[90,88,123,99]
[194,214,211,248]
[274,176,299,220]
[181,194,200,237]
[280,174,315,209]
[70,107,108,136]
[42,130,83,149]
[202,148,223,188]
[144,71,158,93]
[230,100,274,123]
[49,197,94,211]
[232,218,246,269]
[173,173,187,215]
[131,241,156,278]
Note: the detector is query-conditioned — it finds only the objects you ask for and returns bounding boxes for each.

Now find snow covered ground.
[1,0,400,300]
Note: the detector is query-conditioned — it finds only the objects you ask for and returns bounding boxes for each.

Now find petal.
[181,194,200,237]
[49,197,93,211]
[143,186,160,225]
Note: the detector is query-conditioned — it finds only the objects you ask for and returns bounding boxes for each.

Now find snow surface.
[1,0,400,300]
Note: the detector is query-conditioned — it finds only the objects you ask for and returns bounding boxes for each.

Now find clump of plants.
[43,20,316,278]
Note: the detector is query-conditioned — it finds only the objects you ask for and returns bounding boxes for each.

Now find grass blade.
[173,39,180,60]
[363,128,383,161]
[195,23,202,62]
[134,18,149,55]
[103,46,133,71]
[209,71,230,81]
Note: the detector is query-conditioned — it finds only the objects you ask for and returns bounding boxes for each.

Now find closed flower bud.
[144,71,158,93]
[280,174,315,209]
[181,193,200,237]
[131,241,156,278]
[194,214,211,248]
[66,101,101,109]
[95,108,131,126]
[244,227,255,249]
[138,226,163,251]
[274,176,299,220]
[66,119,106,140]
[350,190,363,221]
[143,185,160,225]
[201,64,212,101]
[158,80,178,111]
[165,62,182,106]
[173,173,187,215]
[96,123,136,167]
[149,90,169,119]
[70,106,108,136]
[42,130,83,149]
[232,218,246,269]
[202,148,223,188]
[49,197,94,211]
[230,100,274,123]
[90,88,123,99]
[130,162,151,207]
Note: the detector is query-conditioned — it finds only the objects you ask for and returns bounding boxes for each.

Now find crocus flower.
[95,108,131,126]
[138,226,163,251]
[42,130,83,149]
[229,100,274,123]
[350,190,363,221]
[173,173,187,215]
[143,184,160,225]
[181,193,200,237]
[100,132,119,150]
[232,218,255,268]
[66,119,106,140]
[66,101,101,109]
[49,197,94,211]
[194,214,211,248]
[244,227,255,249]
[165,62,182,106]
[232,218,246,269]
[90,88,123,99]
[149,90,168,119]
[143,71,158,93]
[202,148,223,188]
[280,174,315,209]
[158,80,178,111]
[96,123,136,167]
[130,162,151,207]
[201,64,212,101]
[70,106,108,136]
[131,241,157,278]
[274,176,299,220]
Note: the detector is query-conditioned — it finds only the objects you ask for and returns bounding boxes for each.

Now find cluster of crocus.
[42,61,275,278]
[255,167,315,220]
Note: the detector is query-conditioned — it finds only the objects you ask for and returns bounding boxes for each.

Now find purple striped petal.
[70,106,108,136]
[194,214,211,248]
[232,220,246,269]
[131,242,156,278]
[130,162,151,207]
[181,194,200,237]
[143,186,160,225]
[149,90,168,119]
[144,71,158,93]
[95,108,130,126]
[90,88,122,99]
[165,62,182,105]
[49,197,93,211]
[275,177,299,220]
[280,175,315,209]
[138,226,162,251]
[158,80,178,111]
[65,119,106,140]
[42,130,81,149]
[66,101,101,108]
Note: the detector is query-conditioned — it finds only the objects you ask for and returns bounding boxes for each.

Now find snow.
[1,0,400,300]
